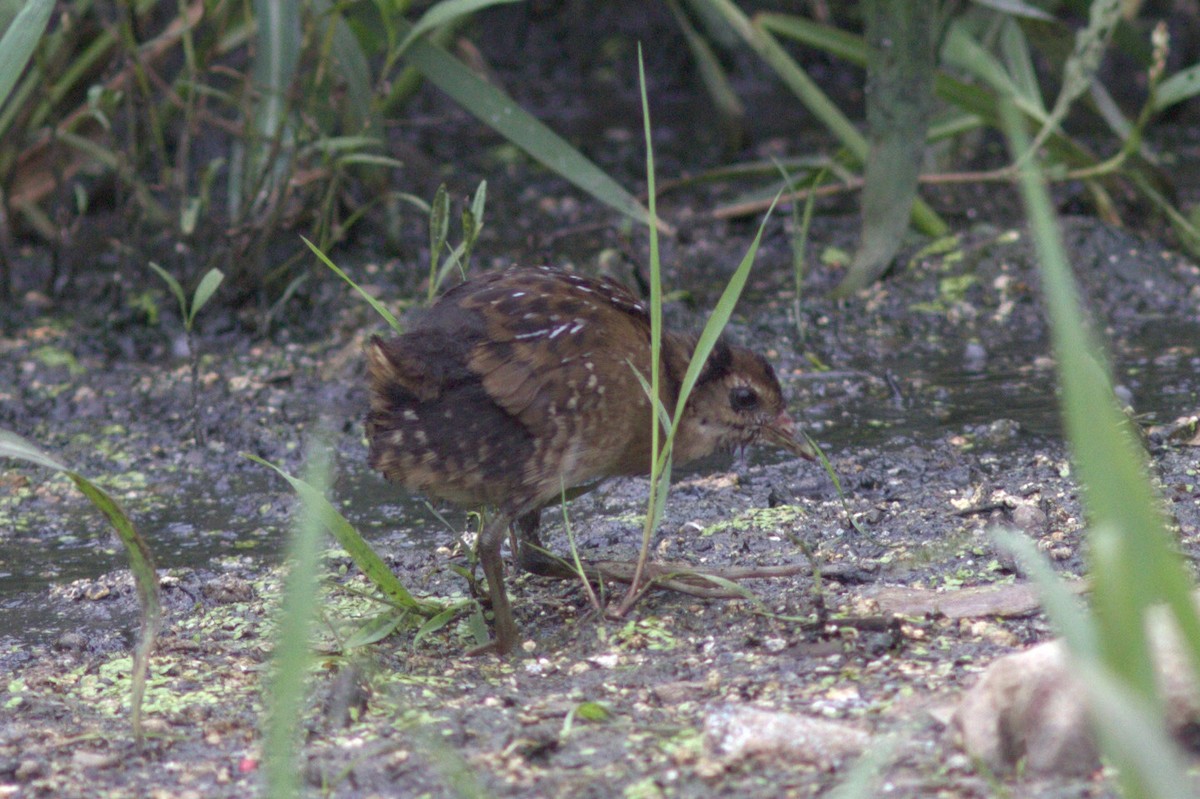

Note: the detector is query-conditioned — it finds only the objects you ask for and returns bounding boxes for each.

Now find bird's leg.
[514,511,575,578]
[514,483,605,578]
[468,512,518,656]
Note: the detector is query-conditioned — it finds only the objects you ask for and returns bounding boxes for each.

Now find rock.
[953,603,1200,776]
[952,640,1096,776]
[703,704,868,770]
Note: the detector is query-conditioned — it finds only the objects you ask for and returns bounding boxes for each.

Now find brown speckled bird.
[366,266,814,654]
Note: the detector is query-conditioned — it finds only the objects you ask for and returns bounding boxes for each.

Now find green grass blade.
[396,20,661,232]
[251,0,300,141]
[0,428,161,743]
[312,0,380,139]
[247,453,436,613]
[147,261,189,321]
[1002,97,1200,796]
[1077,662,1195,799]
[0,0,53,112]
[396,0,521,58]
[668,0,744,143]
[302,236,404,333]
[992,529,1097,657]
[671,191,780,425]
[998,17,1045,115]
[412,601,469,649]
[343,610,408,649]
[262,440,327,799]
[757,12,866,66]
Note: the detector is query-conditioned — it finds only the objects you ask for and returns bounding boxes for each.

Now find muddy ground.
[3,6,1200,798]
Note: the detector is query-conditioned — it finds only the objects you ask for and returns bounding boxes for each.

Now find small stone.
[704,704,868,769]
[1011,503,1048,536]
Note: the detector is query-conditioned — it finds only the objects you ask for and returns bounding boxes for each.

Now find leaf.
[1155,62,1200,113]
[573,701,611,722]
[312,0,381,141]
[343,609,408,649]
[412,602,469,649]
[1002,101,1200,786]
[0,0,53,113]
[0,428,161,743]
[250,0,300,141]
[396,0,521,58]
[397,21,661,232]
[429,183,449,267]
[262,439,327,799]
[247,453,436,614]
[470,179,487,229]
[970,0,1054,20]
[147,261,188,321]
[188,268,224,327]
[302,236,404,333]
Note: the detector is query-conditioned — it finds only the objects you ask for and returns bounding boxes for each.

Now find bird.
[365,266,815,655]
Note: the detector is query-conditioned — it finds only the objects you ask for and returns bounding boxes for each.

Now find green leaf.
[1155,62,1200,112]
[302,236,404,333]
[0,428,161,743]
[999,18,1044,115]
[412,601,469,649]
[251,0,300,141]
[970,0,1054,21]
[247,453,436,613]
[398,22,660,232]
[470,179,487,229]
[573,701,611,722]
[429,183,450,264]
[262,439,326,799]
[188,269,224,327]
[1078,662,1195,798]
[147,261,188,321]
[670,190,780,426]
[1002,99,1200,796]
[0,0,53,113]
[343,609,408,649]
[757,12,866,66]
[396,0,521,58]
[669,0,744,143]
[311,0,381,141]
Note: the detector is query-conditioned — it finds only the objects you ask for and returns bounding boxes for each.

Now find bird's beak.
[764,411,818,461]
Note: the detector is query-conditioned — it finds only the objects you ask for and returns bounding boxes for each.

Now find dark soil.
[3,5,1200,797]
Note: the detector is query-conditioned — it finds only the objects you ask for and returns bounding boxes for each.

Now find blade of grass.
[394,19,667,234]
[621,44,782,615]
[625,43,665,606]
[1003,97,1200,686]
[262,439,327,799]
[302,236,404,333]
[247,453,440,614]
[0,428,161,744]
[0,0,53,112]
[1002,97,1200,798]
[394,0,521,59]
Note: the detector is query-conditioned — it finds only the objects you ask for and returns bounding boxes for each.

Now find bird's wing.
[459,269,655,429]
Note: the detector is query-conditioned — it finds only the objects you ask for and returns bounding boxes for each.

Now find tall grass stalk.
[0,429,161,744]
[262,439,329,798]
[618,46,779,615]
[999,97,1200,799]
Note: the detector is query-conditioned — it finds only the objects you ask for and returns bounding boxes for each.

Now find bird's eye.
[729,386,759,412]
